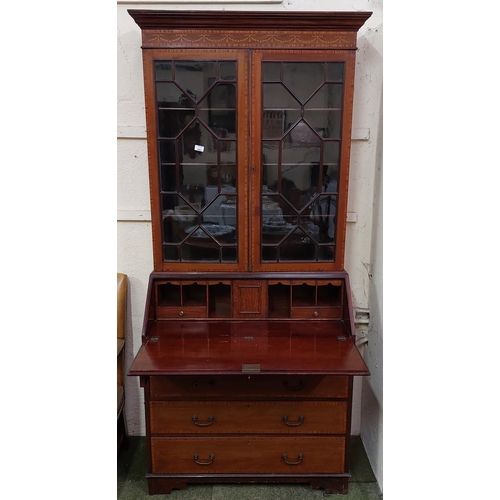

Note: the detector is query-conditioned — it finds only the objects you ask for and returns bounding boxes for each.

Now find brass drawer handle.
[192,415,214,427]
[179,310,184,317]
[193,453,215,466]
[283,380,305,391]
[282,453,303,465]
[192,379,215,387]
[282,415,304,427]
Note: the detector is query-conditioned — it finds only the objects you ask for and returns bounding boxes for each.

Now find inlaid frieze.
[142,30,356,50]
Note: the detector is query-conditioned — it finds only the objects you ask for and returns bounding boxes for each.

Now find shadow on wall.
[361,377,383,491]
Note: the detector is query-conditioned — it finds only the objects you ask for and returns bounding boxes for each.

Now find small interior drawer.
[155,306,207,319]
[290,307,341,319]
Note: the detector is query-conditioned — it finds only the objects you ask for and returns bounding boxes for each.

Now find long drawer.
[150,400,347,434]
[151,436,346,474]
[149,375,348,400]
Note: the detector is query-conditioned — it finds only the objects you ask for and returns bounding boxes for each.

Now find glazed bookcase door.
[251,51,356,272]
[143,50,250,271]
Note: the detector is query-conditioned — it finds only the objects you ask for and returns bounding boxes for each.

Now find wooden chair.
[117,273,128,452]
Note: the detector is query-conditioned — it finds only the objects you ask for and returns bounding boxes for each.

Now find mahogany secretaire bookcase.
[127,9,372,495]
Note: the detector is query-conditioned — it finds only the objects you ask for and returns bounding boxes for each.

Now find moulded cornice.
[127,10,373,32]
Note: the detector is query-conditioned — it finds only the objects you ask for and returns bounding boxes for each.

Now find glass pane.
[307,83,343,109]
[323,141,340,164]
[163,197,200,244]
[160,164,178,192]
[262,246,278,261]
[300,219,322,243]
[202,192,225,226]
[263,83,300,109]
[262,141,279,165]
[186,224,236,244]
[159,140,177,164]
[283,62,324,103]
[279,228,316,261]
[155,59,239,263]
[220,194,237,226]
[163,245,179,261]
[260,60,344,263]
[180,181,205,208]
[179,121,214,163]
[280,162,313,211]
[180,164,207,190]
[282,138,321,167]
[263,62,281,81]
[283,110,301,136]
[162,194,201,234]
[199,83,237,134]
[163,213,184,242]
[326,63,344,82]
[287,120,322,145]
[304,109,341,140]
[204,223,236,244]
[219,62,236,80]
[318,245,335,261]
[208,114,236,135]
[155,61,172,80]
[174,61,216,99]
[263,110,285,140]
[263,164,279,192]
[262,186,286,225]
[156,82,194,108]
[322,166,339,192]
[262,212,296,245]
[217,141,236,162]
[158,109,195,138]
[202,83,236,110]
[181,238,220,262]
[309,194,337,241]
[221,247,237,262]
[203,185,237,226]
[157,82,197,138]
[206,164,237,187]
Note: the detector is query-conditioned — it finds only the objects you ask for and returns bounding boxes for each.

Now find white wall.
[360,89,383,490]
[117,0,383,484]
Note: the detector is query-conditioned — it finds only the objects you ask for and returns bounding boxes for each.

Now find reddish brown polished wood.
[149,400,348,434]
[129,10,372,32]
[128,10,371,272]
[148,375,349,400]
[129,321,369,375]
[126,9,372,496]
[128,274,369,495]
[150,436,346,474]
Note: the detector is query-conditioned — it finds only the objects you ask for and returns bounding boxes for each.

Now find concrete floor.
[118,436,382,499]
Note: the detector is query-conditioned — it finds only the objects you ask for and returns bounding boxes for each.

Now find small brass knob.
[179,310,184,317]
[313,311,318,317]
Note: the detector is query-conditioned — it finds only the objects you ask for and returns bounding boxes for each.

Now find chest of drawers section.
[145,374,353,494]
